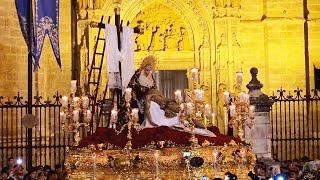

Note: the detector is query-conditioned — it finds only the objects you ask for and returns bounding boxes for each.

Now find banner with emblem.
[35,0,61,68]
[15,0,61,68]
[15,0,34,55]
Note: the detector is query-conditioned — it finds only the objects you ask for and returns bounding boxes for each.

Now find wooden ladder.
[87,16,111,132]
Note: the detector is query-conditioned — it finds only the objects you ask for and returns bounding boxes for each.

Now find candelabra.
[223,72,255,141]
[175,68,216,147]
[111,88,140,150]
[60,80,91,146]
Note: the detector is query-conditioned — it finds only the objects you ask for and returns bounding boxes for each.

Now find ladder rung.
[95,52,103,55]
[98,38,105,40]
[92,67,100,70]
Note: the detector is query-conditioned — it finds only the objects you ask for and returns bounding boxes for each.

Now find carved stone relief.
[77,0,106,10]
[131,3,191,52]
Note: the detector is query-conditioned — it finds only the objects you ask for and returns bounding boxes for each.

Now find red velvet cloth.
[79,126,240,149]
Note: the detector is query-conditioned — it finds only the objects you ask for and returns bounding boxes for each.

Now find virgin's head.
[144,64,153,76]
[139,55,157,76]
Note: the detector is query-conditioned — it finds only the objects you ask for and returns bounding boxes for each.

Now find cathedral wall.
[0,0,319,99]
[308,0,320,91]
[0,0,72,99]
[239,0,318,94]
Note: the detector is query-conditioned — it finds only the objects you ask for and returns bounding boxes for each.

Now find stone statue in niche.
[162,29,170,51]
[217,83,227,129]
[77,0,87,9]
[94,0,105,9]
[144,23,152,48]
[216,0,227,7]
[80,38,89,88]
[232,32,240,47]
[167,24,177,49]
[148,26,160,51]
[231,0,240,7]
[88,0,94,9]
[177,27,186,51]
[134,20,146,51]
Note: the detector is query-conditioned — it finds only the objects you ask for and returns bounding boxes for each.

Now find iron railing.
[270,88,320,161]
[0,92,108,168]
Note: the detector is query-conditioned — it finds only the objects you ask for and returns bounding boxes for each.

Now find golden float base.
[66,145,255,179]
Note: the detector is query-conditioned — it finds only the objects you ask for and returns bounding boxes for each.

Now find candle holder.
[123,88,140,150]
[60,80,91,146]
[174,68,216,148]
[223,73,255,141]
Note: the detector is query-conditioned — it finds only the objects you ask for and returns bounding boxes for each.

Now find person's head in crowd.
[29,167,37,180]
[47,171,58,180]
[7,157,14,167]
[36,165,43,173]
[301,156,309,162]
[43,165,51,172]
[54,164,63,174]
[14,165,25,179]
[288,170,298,180]
[37,172,46,180]
[0,169,8,180]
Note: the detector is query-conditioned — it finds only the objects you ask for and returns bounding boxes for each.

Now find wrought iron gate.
[0,92,103,168]
[270,88,320,161]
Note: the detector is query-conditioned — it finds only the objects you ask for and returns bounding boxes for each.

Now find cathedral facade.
[0,0,319,131]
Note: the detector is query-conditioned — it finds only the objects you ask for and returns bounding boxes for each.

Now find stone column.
[245,67,274,159]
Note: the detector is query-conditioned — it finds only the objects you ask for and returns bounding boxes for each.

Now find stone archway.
[77,0,242,132]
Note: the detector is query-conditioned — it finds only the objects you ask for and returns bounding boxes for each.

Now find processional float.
[64,70,256,179]
[64,1,256,179]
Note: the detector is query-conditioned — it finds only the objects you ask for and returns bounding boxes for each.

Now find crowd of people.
[1,156,320,179]
[253,156,320,180]
[0,157,67,180]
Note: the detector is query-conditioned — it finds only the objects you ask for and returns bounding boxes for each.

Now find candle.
[223,91,230,104]
[71,80,77,93]
[213,151,218,162]
[191,68,199,81]
[60,112,66,121]
[211,112,216,126]
[73,97,80,104]
[73,110,79,121]
[236,72,243,84]
[244,93,250,104]
[249,105,255,118]
[124,88,132,101]
[132,108,139,121]
[61,96,68,108]
[230,105,236,117]
[154,151,160,178]
[239,92,245,103]
[180,104,184,111]
[186,103,193,115]
[86,110,92,121]
[174,90,183,103]
[82,96,89,109]
[204,104,211,117]
[224,107,228,135]
[194,89,204,101]
[196,111,202,118]
[111,109,118,123]
[204,117,207,127]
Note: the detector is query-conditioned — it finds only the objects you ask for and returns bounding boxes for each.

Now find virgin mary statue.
[116,55,215,137]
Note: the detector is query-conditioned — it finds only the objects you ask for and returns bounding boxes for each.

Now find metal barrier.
[270,88,320,161]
